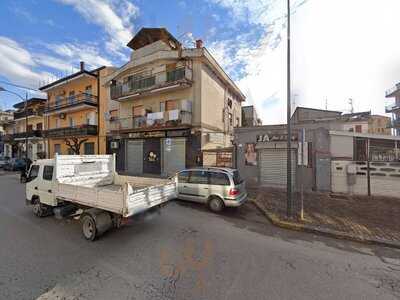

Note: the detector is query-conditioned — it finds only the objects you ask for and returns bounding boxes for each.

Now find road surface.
[0,172,399,299]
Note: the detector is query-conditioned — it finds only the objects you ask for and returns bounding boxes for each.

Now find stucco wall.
[330,134,353,159]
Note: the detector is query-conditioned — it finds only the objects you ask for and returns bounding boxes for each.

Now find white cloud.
[0,37,48,88]
[57,0,139,58]
[46,42,112,69]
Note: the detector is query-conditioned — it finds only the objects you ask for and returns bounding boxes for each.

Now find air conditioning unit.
[110,141,119,149]
[59,113,66,119]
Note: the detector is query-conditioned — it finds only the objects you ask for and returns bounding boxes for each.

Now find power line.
[0,80,40,92]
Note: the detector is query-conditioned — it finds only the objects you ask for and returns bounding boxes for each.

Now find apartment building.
[241,105,262,127]
[385,81,400,135]
[39,63,114,157]
[2,98,46,159]
[0,110,14,156]
[103,28,245,176]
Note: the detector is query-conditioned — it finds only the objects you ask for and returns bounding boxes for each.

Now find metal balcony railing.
[386,83,400,97]
[110,67,192,100]
[45,93,98,113]
[109,110,192,131]
[43,125,98,138]
[3,130,43,141]
[13,109,44,120]
[385,101,400,113]
[387,119,400,128]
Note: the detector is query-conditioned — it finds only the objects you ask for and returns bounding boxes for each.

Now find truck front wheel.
[82,215,97,241]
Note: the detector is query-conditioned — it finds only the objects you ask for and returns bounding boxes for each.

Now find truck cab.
[26,159,58,215]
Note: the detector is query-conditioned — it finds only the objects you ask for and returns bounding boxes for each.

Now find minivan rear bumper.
[224,192,247,207]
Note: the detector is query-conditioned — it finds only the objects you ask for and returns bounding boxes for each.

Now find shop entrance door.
[143,139,161,174]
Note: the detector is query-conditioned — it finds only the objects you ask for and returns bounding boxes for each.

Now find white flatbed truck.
[25,155,176,240]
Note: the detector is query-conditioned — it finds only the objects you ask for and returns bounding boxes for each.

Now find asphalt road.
[1,172,400,300]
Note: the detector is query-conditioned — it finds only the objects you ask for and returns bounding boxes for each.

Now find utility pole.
[24,91,28,167]
[325,97,328,110]
[286,0,293,218]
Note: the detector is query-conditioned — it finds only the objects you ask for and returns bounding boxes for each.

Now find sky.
[0,0,400,124]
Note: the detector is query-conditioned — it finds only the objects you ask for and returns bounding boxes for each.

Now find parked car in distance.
[4,158,26,171]
[175,167,247,212]
[0,156,9,168]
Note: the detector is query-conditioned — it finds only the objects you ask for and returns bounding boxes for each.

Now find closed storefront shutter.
[163,137,186,176]
[260,148,296,187]
[126,140,143,175]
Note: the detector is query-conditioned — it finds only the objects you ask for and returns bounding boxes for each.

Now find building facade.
[241,105,262,127]
[39,63,114,157]
[0,110,14,156]
[2,98,46,160]
[103,28,245,176]
[385,81,400,135]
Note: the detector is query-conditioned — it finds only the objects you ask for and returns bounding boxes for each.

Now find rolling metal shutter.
[260,148,296,187]
[163,137,186,176]
[126,140,143,175]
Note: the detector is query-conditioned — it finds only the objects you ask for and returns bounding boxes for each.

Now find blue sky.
[1,0,400,124]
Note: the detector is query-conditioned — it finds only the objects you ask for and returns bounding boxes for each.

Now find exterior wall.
[368,116,391,135]
[341,121,368,133]
[330,135,353,159]
[292,108,341,123]
[48,136,98,156]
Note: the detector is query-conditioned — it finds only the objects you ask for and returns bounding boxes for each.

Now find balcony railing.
[387,119,400,128]
[109,110,192,131]
[45,93,98,113]
[386,83,400,97]
[385,101,400,113]
[14,109,44,120]
[3,130,43,141]
[43,124,98,138]
[110,67,192,100]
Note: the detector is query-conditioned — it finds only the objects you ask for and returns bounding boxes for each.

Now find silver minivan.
[175,167,247,212]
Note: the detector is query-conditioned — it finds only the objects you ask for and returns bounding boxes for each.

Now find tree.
[64,137,88,155]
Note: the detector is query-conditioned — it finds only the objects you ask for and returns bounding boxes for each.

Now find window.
[85,85,92,101]
[43,166,53,181]
[55,95,63,106]
[55,119,60,129]
[236,117,240,127]
[355,125,362,133]
[68,91,75,104]
[189,170,209,184]
[28,165,39,180]
[178,171,190,183]
[232,171,243,185]
[85,112,96,125]
[132,105,144,117]
[68,116,75,127]
[166,100,177,111]
[228,113,233,126]
[54,144,61,154]
[209,172,230,186]
[160,102,165,112]
[109,109,118,119]
[37,143,43,153]
[27,124,33,132]
[84,142,95,154]
[36,123,43,131]
[227,99,232,108]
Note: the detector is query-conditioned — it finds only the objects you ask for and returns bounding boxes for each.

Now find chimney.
[195,39,203,49]
[80,61,85,71]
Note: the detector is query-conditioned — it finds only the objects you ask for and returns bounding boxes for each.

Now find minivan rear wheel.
[208,196,224,213]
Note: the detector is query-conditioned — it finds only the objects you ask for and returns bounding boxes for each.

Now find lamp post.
[0,86,29,169]
[286,0,293,218]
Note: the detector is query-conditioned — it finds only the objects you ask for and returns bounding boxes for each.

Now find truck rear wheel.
[82,215,97,241]
[32,201,52,217]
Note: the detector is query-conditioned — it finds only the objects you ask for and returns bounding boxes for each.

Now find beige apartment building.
[2,98,46,159]
[103,28,245,176]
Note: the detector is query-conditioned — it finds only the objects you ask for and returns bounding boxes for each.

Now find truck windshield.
[29,165,40,180]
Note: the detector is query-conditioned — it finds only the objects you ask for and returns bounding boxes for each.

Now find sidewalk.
[248,186,400,249]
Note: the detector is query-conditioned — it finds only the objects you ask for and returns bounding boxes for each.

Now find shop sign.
[128,131,166,139]
[166,129,190,137]
[256,132,298,142]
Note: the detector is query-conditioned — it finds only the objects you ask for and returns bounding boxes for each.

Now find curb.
[250,199,400,250]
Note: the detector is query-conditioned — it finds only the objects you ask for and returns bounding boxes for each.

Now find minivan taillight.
[229,188,239,196]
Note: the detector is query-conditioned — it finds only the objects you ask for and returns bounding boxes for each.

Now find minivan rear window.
[232,171,243,185]
[209,172,230,186]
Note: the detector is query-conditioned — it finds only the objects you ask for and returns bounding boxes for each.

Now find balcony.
[3,130,43,141]
[43,124,98,138]
[14,109,44,120]
[45,93,98,114]
[387,119,400,128]
[386,83,400,98]
[385,101,400,113]
[110,67,192,101]
[109,110,192,132]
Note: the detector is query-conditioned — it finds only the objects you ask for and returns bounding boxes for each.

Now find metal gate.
[259,148,296,187]
[163,137,186,176]
[126,140,143,175]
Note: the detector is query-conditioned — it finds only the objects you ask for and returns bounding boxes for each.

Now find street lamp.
[0,86,29,169]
